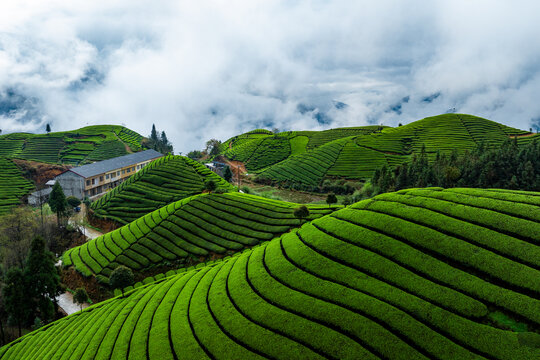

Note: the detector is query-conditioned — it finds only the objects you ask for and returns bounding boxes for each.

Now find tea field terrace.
[2,187,540,359]
[68,192,336,282]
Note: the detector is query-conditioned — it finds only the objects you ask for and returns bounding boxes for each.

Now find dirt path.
[113,132,134,153]
[509,133,537,138]
[215,156,247,181]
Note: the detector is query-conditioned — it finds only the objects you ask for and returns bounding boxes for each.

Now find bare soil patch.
[13,159,69,186]
[510,132,537,138]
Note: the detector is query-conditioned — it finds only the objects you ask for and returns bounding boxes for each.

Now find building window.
[131,167,135,171]
[100,176,104,182]
[122,170,125,174]
[127,168,131,173]
[91,178,95,185]
[106,174,109,179]
[117,171,120,176]
[86,180,90,186]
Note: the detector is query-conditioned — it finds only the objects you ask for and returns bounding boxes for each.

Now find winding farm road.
[79,225,103,240]
[57,215,102,315]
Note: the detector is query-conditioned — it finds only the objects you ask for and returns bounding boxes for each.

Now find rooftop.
[67,149,163,178]
[29,187,53,198]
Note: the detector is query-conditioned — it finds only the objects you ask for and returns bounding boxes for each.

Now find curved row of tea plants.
[0,157,34,215]
[3,188,539,359]
[91,155,233,224]
[86,141,128,161]
[67,192,336,282]
[0,125,145,165]
[258,137,349,186]
[117,127,144,150]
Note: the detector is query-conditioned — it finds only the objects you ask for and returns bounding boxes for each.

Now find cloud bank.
[1,0,540,152]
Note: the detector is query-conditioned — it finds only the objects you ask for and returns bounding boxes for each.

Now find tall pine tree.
[49,182,67,228]
[150,124,158,142]
[2,268,27,337]
[24,236,60,323]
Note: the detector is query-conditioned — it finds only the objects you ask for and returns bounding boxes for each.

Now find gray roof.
[67,149,163,178]
[29,187,53,198]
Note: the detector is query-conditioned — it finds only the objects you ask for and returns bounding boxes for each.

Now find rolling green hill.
[256,114,540,186]
[69,192,336,282]
[3,187,539,359]
[0,125,144,165]
[0,157,34,215]
[91,155,234,224]
[219,125,384,172]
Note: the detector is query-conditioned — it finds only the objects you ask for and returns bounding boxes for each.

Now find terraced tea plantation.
[67,192,335,282]
[0,157,34,215]
[259,137,349,186]
[0,125,144,165]
[256,114,539,186]
[220,126,382,172]
[91,156,234,224]
[3,187,539,359]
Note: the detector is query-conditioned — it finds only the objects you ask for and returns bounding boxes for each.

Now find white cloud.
[1,0,540,152]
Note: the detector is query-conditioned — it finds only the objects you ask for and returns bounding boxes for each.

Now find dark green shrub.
[66,196,81,207]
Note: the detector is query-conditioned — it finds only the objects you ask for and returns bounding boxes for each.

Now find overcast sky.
[1,1,540,153]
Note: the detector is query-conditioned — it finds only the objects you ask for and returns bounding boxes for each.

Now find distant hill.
[0,125,146,215]
[219,125,385,172]
[91,155,234,224]
[4,187,539,359]
[253,114,540,187]
[68,192,336,282]
[0,125,145,165]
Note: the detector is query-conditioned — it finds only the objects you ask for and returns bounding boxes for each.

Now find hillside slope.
[220,125,384,172]
[0,157,34,215]
[4,188,539,359]
[69,192,336,281]
[257,114,539,186]
[91,155,234,224]
[0,125,144,165]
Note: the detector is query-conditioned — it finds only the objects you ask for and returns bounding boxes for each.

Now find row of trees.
[372,138,540,193]
[146,124,173,154]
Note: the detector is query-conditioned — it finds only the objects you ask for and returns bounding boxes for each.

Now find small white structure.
[28,187,53,206]
[204,161,227,176]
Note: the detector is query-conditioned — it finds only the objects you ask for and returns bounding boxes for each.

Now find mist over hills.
[2,2,540,153]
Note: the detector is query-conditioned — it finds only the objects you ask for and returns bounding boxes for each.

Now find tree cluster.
[255,176,361,195]
[0,236,60,343]
[187,150,203,160]
[205,139,222,157]
[147,124,173,155]
[372,138,540,194]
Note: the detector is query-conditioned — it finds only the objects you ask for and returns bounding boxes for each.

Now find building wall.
[55,172,85,199]
[81,159,157,198]
[54,157,160,199]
